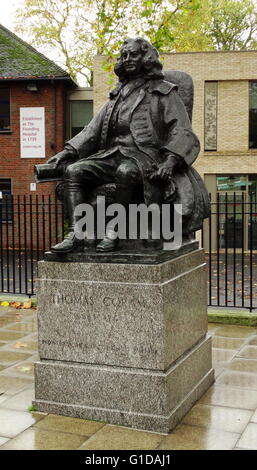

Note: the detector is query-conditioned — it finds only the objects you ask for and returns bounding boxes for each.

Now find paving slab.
[199,385,257,410]
[34,414,105,436]
[79,425,164,450]
[0,409,43,438]
[181,404,252,434]
[0,375,33,395]
[0,427,88,450]
[157,424,240,450]
[236,423,257,450]
[1,388,35,411]
[0,306,257,449]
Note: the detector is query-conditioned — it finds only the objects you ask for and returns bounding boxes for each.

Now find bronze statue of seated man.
[35,37,210,253]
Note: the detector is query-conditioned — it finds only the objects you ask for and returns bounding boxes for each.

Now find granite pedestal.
[33,244,214,433]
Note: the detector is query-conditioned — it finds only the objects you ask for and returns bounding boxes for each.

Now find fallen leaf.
[21,301,32,309]
[10,301,22,309]
[14,342,28,349]
[1,301,9,307]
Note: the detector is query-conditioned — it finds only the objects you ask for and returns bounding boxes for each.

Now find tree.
[169,0,257,52]
[15,0,257,85]
[165,0,214,52]
[132,0,202,51]
[14,0,200,84]
[207,0,257,51]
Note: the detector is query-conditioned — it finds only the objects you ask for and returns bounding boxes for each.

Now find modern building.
[94,50,257,250]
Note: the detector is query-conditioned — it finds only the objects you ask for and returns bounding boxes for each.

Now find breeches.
[64,151,142,187]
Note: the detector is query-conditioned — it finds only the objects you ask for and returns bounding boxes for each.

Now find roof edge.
[0,23,75,82]
[0,76,78,87]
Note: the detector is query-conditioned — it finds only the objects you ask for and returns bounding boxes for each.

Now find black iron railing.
[204,192,257,311]
[0,194,64,296]
[0,191,256,309]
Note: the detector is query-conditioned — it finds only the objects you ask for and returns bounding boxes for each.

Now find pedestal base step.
[33,370,214,434]
[33,336,214,433]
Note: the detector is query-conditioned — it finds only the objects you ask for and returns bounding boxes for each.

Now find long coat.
[66,78,210,234]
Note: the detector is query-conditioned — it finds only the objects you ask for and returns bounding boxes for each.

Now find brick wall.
[0,80,67,197]
[93,50,257,179]
[0,80,69,250]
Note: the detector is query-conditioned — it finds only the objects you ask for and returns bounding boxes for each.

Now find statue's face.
[121,41,144,77]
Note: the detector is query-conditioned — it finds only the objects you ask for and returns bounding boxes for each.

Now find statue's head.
[114,38,164,82]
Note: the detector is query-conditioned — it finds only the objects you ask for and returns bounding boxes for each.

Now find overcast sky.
[0,1,23,31]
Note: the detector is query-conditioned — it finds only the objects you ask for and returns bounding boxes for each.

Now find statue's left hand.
[146,154,177,184]
[155,165,174,183]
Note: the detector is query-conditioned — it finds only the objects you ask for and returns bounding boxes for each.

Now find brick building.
[0,23,76,200]
[0,24,79,252]
[94,50,257,250]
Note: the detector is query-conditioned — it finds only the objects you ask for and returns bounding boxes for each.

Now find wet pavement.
[0,306,257,450]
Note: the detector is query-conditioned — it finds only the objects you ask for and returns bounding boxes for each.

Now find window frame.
[0,178,13,223]
[0,87,11,133]
[68,99,93,139]
[249,80,257,150]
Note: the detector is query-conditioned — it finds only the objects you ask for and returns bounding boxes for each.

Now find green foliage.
[170,0,257,52]
[14,0,257,85]
[207,0,257,50]
[28,404,38,412]
[14,0,200,83]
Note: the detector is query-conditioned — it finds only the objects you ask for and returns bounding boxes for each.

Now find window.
[249,81,257,148]
[0,88,10,132]
[70,100,93,138]
[0,179,12,222]
[204,81,217,151]
[216,175,248,192]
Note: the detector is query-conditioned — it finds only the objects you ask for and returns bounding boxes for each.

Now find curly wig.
[114,37,164,82]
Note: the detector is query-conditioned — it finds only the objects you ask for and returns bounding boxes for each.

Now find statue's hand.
[155,165,174,183]
[146,155,177,184]
[47,150,70,167]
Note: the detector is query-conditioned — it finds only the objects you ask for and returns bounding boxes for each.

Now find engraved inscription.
[41,338,157,355]
[51,293,162,309]
[52,294,94,305]
[102,296,159,308]
[42,339,85,349]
